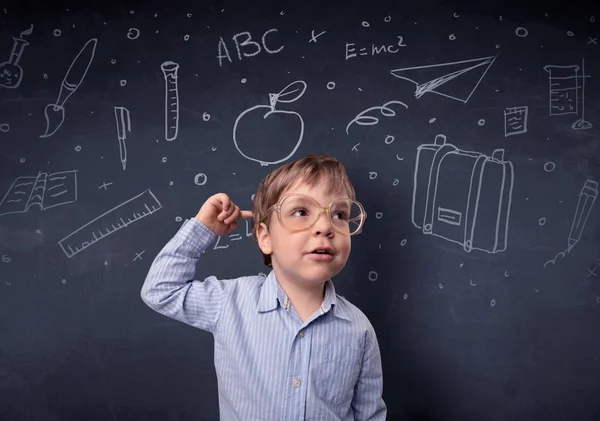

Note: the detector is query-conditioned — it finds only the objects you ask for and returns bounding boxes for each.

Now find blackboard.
[1,0,599,420]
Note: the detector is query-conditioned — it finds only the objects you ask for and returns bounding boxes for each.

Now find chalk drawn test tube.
[161,61,180,141]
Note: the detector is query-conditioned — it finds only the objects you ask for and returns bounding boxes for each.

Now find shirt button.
[298,330,304,338]
[292,378,301,388]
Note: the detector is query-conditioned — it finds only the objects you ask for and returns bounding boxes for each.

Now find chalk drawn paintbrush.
[40,38,98,138]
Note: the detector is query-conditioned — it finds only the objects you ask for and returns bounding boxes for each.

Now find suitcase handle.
[492,149,505,161]
[434,134,447,146]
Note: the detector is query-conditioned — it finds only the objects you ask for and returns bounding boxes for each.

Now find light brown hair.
[251,154,356,267]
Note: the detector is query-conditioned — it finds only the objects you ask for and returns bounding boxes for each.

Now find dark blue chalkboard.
[1,0,599,420]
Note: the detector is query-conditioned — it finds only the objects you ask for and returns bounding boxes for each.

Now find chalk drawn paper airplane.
[58,189,162,258]
[0,170,78,216]
[412,134,514,253]
[390,56,496,103]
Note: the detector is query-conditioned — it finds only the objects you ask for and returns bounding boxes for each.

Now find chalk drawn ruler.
[58,189,162,258]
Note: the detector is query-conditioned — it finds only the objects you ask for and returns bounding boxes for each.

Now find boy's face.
[257,179,352,288]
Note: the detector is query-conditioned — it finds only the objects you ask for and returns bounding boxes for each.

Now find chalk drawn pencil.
[567,179,598,252]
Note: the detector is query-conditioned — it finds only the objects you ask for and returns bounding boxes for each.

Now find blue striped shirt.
[141,218,386,421]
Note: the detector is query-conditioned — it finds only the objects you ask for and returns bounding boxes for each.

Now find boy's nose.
[313,211,334,236]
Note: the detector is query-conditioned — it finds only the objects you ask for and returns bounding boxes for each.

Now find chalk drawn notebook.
[0,170,78,216]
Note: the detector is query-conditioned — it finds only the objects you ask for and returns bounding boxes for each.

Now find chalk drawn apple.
[233,80,306,165]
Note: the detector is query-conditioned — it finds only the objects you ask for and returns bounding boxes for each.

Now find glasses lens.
[279,195,364,235]
[330,199,364,235]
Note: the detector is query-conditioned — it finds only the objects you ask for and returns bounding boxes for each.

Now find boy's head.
[251,154,365,286]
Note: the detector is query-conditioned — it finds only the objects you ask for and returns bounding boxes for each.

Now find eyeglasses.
[261,193,367,236]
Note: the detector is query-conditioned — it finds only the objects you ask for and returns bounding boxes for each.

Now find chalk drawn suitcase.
[412,134,514,253]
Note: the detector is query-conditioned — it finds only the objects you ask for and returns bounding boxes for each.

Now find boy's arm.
[352,327,387,420]
[140,218,229,333]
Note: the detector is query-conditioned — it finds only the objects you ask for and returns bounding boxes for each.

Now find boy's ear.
[256,222,272,255]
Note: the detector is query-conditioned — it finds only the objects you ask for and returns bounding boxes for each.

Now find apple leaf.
[274,80,307,104]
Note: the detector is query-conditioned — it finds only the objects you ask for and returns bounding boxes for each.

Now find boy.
[141,154,387,420]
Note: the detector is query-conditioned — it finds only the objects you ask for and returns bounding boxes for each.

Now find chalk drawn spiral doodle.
[233,80,306,166]
[40,38,98,138]
[0,24,33,89]
[346,100,408,134]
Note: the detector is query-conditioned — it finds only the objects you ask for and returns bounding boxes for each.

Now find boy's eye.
[333,211,348,220]
[291,207,310,217]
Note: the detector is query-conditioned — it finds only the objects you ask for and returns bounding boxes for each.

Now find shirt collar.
[257,270,351,321]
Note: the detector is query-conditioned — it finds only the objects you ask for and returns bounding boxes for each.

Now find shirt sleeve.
[352,326,387,420]
[140,217,231,333]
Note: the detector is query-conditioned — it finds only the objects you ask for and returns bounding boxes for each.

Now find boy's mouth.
[308,247,334,255]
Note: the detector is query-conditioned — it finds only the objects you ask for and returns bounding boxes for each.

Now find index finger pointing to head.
[240,210,253,219]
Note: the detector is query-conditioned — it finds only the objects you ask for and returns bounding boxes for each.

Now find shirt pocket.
[315,343,365,408]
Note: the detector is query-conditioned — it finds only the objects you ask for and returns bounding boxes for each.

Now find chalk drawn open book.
[0,170,78,216]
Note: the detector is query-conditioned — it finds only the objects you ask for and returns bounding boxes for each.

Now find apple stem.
[268,93,278,110]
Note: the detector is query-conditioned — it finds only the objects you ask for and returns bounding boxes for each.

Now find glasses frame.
[260,193,367,236]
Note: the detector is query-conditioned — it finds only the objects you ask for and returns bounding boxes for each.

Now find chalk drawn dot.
[358,88,363,91]
[400,239,407,246]
[384,135,395,144]
[280,11,285,15]
[375,212,383,219]
[490,298,496,307]
[194,173,207,186]
[384,15,391,22]
[403,293,408,299]
[127,28,140,40]
[162,157,167,163]
[369,172,377,179]
[429,117,436,123]
[597,296,600,304]
[202,112,210,121]
[368,271,378,281]
[175,216,183,222]
[396,155,404,161]
[104,261,108,266]
[169,181,174,186]
[111,59,116,64]
[187,13,192,17]
[241,78,247,84]
[515,27,528,37]
[439,283,444,289]
[504,271,509,277]
[591,16,595,23]
[212,146,217,151]
[130,10,135,14]
[449,34,456,40]
[251,194,255,201]
[326,81,336,90]
[538,217,546,226]
[0,123,9,132]
[469,279,477,286]
[184,34,190,41]
[61,279,67,284]
[496,44,501,49]
[362,21,370,27]
[393,179,399,186]
[53,29,62,37]
[567,31,574,36]
[120,80,127,87]
[478,119,485,126]
[544,162,556,172]
[19,157,26,163]
[43,73,48,79]
[460,263,464,267]
[36,229,41,234]
[74,145,82,152]
[499,15,503,20]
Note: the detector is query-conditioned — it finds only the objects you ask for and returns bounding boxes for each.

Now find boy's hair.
[251,154,356,267]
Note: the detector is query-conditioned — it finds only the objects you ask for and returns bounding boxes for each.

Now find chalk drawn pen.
[114,107,131,170]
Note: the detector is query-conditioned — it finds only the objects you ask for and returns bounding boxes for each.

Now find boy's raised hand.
[195,193,253,237]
